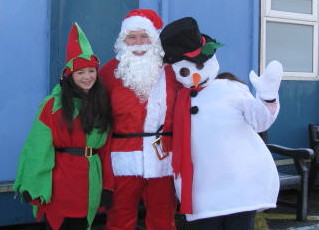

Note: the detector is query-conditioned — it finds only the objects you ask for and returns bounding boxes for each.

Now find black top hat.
[160,17,223,64]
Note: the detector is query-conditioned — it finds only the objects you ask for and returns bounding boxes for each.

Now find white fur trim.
[141,71,173,177]
[144,68,166,132]
[120,16,158,37]
[111,151,144,176]
[111,150,173,178]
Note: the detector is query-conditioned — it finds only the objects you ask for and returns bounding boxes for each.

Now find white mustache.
[126,44,151,53]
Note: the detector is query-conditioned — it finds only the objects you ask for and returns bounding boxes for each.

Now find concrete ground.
[92,187,319,230]
[1,188,318,230]
[255,188,319,230]
[93,187,319,230]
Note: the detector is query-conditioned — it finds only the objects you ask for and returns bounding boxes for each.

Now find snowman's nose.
[193,73,201,88]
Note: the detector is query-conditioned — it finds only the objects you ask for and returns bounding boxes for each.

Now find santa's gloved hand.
[249,60,283,101]
[100,189,113,209]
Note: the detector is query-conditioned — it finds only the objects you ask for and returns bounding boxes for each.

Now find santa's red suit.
[99,58,179,230]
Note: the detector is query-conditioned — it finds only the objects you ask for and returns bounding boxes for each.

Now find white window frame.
[260,0,318,80]
[266,0,317,21]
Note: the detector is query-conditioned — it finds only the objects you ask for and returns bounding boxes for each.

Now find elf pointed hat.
[160,17,223,64]
[119,9,163,38]
[63,22,99,77]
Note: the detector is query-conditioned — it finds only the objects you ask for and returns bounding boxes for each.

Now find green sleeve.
[13,98,55,204]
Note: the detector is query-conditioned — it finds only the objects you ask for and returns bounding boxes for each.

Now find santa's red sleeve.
[98,133,115,191]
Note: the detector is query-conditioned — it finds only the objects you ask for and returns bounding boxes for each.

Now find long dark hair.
[216,72,245,84]
[60,75,112,134]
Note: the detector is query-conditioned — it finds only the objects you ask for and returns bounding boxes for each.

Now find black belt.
[55,147,98,157]
[112,132,172,138]
[113,125,172,139]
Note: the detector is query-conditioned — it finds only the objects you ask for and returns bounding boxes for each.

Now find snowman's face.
[172,55,220,88]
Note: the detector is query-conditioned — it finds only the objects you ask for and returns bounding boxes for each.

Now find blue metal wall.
[269,81,319,147]
[0,0,50,226]
[140,0,260,84]
[0,0,50,184]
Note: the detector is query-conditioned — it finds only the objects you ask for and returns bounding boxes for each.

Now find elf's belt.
[112,132,172,138]
[55,147,98,157]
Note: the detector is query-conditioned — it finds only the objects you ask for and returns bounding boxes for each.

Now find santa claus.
[99,9,179,230]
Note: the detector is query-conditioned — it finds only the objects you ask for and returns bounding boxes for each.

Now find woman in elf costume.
[14,23,112,230]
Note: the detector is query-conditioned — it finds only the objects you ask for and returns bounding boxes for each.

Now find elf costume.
[14,23,108,230]
[160,17,282,224]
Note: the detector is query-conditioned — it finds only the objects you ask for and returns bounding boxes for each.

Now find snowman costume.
[160,17,283,222]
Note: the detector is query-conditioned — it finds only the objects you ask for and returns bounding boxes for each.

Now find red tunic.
[32,97,103,229]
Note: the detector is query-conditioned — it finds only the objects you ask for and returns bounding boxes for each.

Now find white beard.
[115,43,163,101]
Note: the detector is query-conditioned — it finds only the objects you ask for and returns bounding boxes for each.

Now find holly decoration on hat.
[201,41,224,56]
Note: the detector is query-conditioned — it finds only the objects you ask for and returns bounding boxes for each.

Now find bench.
[308,124,319,188]
[267,144,314,221]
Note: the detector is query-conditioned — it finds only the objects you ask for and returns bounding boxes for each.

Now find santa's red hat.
[119,9,163,38]
[63,23,99,77]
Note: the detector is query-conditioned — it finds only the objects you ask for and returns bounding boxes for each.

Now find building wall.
[140,0,260,84]
[0,0,50,226]
[269,80,319,147]
[0,0,50,183]
[261,1,319,147]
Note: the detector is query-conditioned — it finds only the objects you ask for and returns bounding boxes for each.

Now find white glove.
[249,60,283,101]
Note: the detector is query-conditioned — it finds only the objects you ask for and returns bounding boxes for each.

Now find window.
[260,0,318,80]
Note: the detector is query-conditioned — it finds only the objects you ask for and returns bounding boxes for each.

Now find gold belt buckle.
[152,137,169,160]
[85,146,93,158]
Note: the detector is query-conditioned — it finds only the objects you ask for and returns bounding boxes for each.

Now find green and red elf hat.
[62,22,99,77]
[160,17,223,64]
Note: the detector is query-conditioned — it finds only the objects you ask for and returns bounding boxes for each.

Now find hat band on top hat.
[183,36,206,58]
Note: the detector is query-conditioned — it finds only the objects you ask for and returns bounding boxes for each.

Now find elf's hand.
[22,191,32,203]
[21,191,41,205]
[249,60,283,101]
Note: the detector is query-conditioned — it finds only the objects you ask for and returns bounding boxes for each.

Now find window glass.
[271,0,312,14]
[266,21,313,72]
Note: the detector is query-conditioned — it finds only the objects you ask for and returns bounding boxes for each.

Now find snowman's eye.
[196,63,204,70]
[180,68,190,77]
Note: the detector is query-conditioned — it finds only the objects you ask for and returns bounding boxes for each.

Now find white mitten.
[249,60,283,101]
